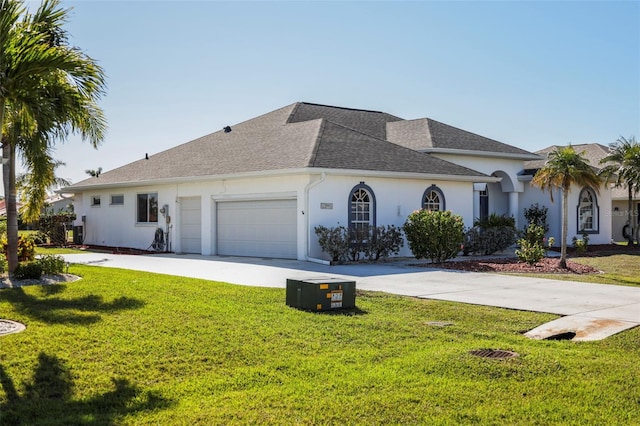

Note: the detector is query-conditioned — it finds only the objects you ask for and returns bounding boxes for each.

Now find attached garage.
[180,196,202,253]
[216,199,297,259]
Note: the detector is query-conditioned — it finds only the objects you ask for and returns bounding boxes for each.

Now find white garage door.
[180,196,201,254]
[217,199,297,259]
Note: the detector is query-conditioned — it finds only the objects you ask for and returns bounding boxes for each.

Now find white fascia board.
[422,148,542,161]
[59,167,501,193]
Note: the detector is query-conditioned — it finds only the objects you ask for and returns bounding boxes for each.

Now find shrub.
[364,225,404,261]
[515,224,546,265]
[14,261,43,280]
[403,210,464,263]
[2,235,37,262]
[572,233,590,254]
[515,239,546,265]
[315,225,404,263]
[38,212,76,246]
[0,256,7,274]
[524,203,549,232]
[37,254,67,275]
[315,225,349,262]
[463,214,517,255]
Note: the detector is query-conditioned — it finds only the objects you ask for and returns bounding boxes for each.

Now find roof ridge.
[300,101,388,115]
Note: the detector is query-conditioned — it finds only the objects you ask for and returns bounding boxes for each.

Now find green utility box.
[286,277,356,311]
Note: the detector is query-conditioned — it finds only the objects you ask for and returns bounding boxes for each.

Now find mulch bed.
[431,257,600,274]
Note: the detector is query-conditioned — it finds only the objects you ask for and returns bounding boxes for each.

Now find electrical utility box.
[286,277,356,311]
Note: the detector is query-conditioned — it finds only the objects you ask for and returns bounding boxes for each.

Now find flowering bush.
[403,210,464,263]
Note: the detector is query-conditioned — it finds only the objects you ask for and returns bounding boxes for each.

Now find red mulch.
[433,257,599,274]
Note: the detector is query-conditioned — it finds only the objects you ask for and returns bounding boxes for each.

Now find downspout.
[304,172,330,264]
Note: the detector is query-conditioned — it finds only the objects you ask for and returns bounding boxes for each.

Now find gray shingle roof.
[522,143,611,175]
[387,118,538,158]
[67,102,523,190]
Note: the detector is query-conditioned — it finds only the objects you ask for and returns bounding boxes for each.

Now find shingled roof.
[521,143,610,176]
[67,102,528,190]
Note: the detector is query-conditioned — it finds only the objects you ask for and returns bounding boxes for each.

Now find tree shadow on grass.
[0,353,173,425]
[0,285,144,325]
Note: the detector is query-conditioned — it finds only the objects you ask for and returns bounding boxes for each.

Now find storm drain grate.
[469,349,519,359]
[0,319,26,336]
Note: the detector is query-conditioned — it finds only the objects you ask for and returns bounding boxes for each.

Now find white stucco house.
[61,102,615,260]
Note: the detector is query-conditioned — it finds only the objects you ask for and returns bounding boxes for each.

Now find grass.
[1,265,639,425]
[517,252,640,287]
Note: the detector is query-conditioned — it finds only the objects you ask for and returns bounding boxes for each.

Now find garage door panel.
[217,199,297,259]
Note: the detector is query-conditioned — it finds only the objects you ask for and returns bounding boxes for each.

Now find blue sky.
[29,0,640,187]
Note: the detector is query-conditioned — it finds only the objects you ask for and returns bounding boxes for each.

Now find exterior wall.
[611,199,640,242]
[75,173,475,260]
[306,175,474,259]
[519,180,613,246]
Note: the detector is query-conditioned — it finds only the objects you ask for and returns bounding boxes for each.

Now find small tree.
[523,203,549,233]
[403,210,464,263]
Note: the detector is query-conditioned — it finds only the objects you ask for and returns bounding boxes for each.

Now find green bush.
[523,203,549,232]
[315,225,349,262]
[364,225,404,261]
[515,239,546,265]
[515,224,546,265]
[14,261,43,280]
[37,254,67,275]
[315,225,404,263]
[2,235,37,262]
[572,233,590,254]
[463,214,516,255]
[403,210,464,263]
[0,256,7,274]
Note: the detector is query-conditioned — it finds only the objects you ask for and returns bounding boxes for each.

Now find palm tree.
[17,159,71,223]
[531,145,602,268]
[85,167,103,178]
[0,0,106,273]
[599,136,640,246]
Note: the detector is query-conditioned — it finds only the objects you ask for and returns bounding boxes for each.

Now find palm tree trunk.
[560,188,568,269]
[4,141,18,274]
[628,186,635,246]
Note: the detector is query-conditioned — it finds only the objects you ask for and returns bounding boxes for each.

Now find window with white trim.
[137,193,158,223]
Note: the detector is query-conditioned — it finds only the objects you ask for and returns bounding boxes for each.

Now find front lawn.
[1,265,639,424]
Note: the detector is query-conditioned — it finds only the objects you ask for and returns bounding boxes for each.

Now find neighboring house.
[520,143,621,245]
[63,102,553,260]
[0,200,23,217]
[43,194,74,214]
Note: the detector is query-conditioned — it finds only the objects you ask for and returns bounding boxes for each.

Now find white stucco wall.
[520,180,613,246]
[74,171,479,261]
[305,175,474,259]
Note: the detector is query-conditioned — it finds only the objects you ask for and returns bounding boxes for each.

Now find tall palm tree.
[0,0,106,272]
[531,145,602,268]
[599,136,640,246]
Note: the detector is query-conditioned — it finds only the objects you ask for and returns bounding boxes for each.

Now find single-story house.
[62,102,613,260]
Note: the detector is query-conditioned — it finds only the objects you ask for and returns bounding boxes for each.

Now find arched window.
[349,182,376,230]
[422,185,445,211]
[577,187,599,233]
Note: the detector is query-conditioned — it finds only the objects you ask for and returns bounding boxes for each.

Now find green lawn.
[518,252,640,287]
[1,265,639,425]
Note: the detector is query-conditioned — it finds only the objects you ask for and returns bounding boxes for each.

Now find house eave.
[60,167,500,193]
[423,148,542,161]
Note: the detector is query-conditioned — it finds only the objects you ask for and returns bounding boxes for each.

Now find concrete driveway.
[62,252,640,341]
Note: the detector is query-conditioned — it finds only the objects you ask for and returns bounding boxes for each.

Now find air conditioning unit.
[286,277,356,311]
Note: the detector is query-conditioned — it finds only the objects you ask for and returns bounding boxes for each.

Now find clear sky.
[22,0,640,188]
